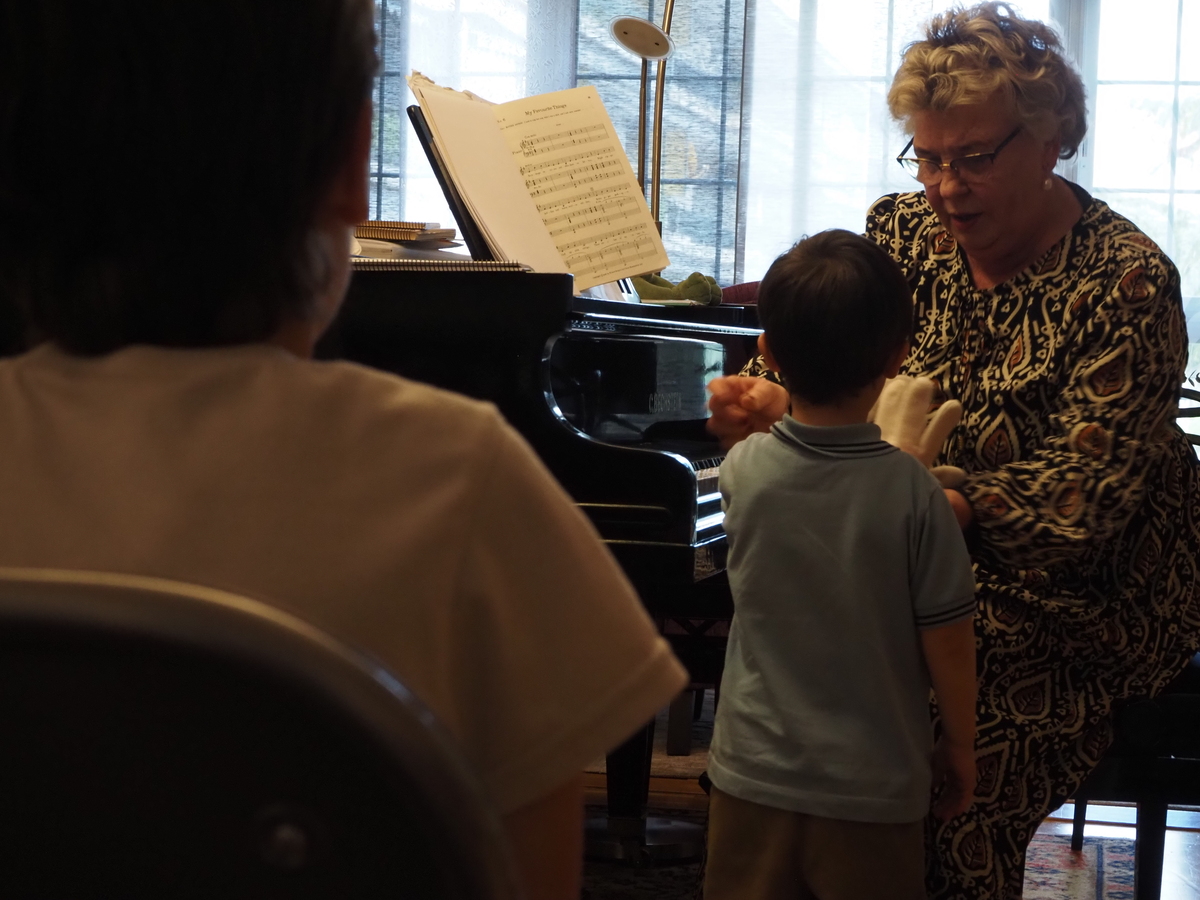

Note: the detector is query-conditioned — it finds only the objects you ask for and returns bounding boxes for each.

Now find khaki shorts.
[703,786,926,900]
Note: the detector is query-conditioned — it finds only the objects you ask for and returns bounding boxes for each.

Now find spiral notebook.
[350,257,532,273]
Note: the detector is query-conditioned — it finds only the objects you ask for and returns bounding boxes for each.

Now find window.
[1083,0,1200,353]
[576,1,746,285]
[737,0,1048,280]
[367,0,576,223]
[372,0,1200,376]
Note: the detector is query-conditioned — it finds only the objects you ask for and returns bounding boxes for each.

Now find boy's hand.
[706,376,789,449]
[921,618,977,821]
[930,737,976,821]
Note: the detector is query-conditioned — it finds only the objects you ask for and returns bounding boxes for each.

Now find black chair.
[1177,386,1200,451]
[1068,653,1200,900]
[1063,387,1200,899]
[0,567,520,900]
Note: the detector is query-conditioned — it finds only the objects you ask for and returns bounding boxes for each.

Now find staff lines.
[567,238,661,275]
[548,207,641,237]
[560,223,655,254]
[519,147,617,177]
[543,196,640,228]
[535,183,629,214]
[519,123,607,157]
[526,163,624,196]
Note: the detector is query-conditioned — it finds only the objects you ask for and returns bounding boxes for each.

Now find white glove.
[869,375,967,489]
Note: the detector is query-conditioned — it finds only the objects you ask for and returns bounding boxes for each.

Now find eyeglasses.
[895,127,1022,185]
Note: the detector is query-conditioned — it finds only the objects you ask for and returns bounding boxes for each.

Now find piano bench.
[666,685,719,757]
[660,616,728,757]
[720,281,760,306]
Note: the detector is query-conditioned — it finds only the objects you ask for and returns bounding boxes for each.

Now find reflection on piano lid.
[315,265,761,593]
[547,331,724,442]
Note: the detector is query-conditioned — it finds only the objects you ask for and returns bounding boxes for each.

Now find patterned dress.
[743,187,1200,899]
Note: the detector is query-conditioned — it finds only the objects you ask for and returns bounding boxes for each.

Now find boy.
[704,230,977,900]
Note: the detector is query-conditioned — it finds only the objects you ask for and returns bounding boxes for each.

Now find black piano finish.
[322,267,747,851]
[316,266,760,596]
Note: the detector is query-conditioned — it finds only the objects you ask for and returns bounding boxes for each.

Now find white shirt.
[0,343,686,813]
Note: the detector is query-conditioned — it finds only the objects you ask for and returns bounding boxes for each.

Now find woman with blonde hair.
[708,3,1200,896]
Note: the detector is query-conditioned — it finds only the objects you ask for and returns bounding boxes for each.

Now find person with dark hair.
[707,4,1200,897]
[753,229,915,406]
[703,230,978,900]
[0,3,688,898]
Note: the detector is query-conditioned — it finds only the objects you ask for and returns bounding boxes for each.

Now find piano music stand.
[405,105,495,261]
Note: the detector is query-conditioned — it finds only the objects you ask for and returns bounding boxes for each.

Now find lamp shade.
[609,16,674,61]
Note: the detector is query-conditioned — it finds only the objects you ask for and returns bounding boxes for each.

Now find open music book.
[407,73,670,292]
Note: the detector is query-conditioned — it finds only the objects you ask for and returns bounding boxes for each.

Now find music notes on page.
[493,85,669,288]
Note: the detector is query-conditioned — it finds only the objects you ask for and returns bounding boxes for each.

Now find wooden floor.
[586,773,1200,897]
[583,770,708,813]
[1039,802,1200,899]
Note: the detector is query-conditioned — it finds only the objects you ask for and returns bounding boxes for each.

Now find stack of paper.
[355,221,457,242]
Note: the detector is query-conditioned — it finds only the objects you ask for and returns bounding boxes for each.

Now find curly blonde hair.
[887,2,1087,159]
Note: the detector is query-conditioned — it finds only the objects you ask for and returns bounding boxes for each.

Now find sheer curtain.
[378,0,1200,373]
[368,0,578,225]
[576,1,746,285]
[738,0,1050,282]
[1084,0,1200,357]
[738,1,1200,346]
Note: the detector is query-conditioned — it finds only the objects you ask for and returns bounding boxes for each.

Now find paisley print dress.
[744,187,1200,899]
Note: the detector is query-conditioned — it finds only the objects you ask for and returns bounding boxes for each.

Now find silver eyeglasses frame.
[896,126,1023,185]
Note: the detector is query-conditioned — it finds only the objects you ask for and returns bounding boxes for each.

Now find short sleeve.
[445,414,687,813]
[911,484,977,630]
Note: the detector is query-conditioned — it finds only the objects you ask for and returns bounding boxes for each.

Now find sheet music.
[492,87,669,290]
[407,75,566,275]
[408,75,670,291]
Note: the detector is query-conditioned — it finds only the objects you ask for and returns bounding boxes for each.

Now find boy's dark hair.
[756,229,913,405]
[0,0,376,355]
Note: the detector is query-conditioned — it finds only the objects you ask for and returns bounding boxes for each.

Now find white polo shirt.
[709,416,976,822]
[0,342,686,813]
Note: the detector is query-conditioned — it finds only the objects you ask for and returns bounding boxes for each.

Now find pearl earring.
[1044,177,1054,191]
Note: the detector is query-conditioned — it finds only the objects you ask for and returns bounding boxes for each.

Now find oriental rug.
[581,832,1136,899]
[1022,833,1135,899]
[584,692,1137,898]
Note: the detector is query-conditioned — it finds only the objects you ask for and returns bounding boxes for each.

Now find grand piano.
[316,261,759,859]
[318,263,757,592]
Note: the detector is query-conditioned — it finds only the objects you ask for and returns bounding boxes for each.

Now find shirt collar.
[770,415,896,459]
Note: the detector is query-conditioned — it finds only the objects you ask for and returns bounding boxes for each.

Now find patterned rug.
[1023,833,1135,899]
[582,829,1136,899]
[584,693,1137,897]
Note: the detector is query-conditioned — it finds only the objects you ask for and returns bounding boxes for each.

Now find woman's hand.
[706,376,789,449]
[930,736,977,821]
[945,489,974,530]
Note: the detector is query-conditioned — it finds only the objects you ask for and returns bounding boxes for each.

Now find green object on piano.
[632,272,722,306]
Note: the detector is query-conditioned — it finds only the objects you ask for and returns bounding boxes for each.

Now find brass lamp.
[609,6,676,231]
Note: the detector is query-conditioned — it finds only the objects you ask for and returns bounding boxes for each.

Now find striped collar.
[770,416,897,459]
